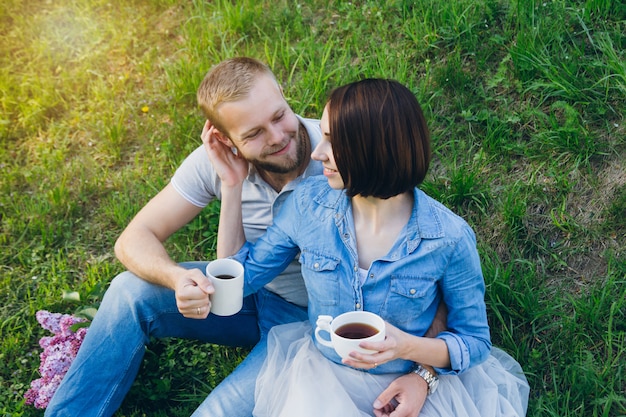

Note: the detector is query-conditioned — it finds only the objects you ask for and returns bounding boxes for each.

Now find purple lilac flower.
[24,310,88,409]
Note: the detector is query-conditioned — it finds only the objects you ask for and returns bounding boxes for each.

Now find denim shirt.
[234,176,491,375]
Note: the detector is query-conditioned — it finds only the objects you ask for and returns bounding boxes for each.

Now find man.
[45,57,431,417]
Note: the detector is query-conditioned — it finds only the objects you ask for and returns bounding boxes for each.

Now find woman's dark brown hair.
[327,78,431,199]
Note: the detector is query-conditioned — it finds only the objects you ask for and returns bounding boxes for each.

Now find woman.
[216,79,529,416]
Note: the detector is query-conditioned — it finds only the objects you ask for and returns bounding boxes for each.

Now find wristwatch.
[412,365,439,394]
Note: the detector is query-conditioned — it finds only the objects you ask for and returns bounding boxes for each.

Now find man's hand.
[174,268,214,319]
[201,120,248,187]
[373,373,428,417]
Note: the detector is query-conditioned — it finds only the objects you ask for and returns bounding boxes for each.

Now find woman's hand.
[201,120,248,187]
[343,320,450,370]
[342,322,411,369]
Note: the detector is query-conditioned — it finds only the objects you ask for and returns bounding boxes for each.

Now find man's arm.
[372,302,448,416]
[114,183,214,318]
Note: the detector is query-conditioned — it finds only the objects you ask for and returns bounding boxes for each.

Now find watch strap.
[411,364,439,394]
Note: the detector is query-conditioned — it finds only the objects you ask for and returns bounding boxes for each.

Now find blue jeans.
[44,262,308,417]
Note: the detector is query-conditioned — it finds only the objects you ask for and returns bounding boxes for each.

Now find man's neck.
[258,124,311,192]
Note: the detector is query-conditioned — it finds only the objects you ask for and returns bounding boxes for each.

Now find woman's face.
[312,105,344,190]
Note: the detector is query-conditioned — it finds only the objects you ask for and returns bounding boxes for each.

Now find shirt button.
[409,289,417,295]
[354,266,358,272]
[313,262,319,269]
[369,273,374,279]
[355,303,361,309]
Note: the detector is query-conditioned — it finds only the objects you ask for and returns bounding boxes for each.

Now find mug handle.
[314,315,334,347]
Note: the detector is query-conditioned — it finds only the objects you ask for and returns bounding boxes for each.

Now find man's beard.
[252,132,308,174]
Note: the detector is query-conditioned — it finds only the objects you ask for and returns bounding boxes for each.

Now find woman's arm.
[348,226,490,373]
[217,183,245,257]
[436,226,491,372]
[200,120,249,257]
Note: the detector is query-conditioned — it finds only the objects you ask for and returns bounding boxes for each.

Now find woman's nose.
[311,142,328,161]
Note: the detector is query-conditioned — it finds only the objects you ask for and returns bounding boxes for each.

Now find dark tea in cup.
[315,311,386,359]
[215,274,235,280]
[335,323,379,339]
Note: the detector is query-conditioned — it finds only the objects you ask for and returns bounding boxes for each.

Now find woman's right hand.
[345,321,450,370]
[201,120,249,187]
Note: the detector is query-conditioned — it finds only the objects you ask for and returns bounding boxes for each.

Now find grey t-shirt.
[171,116,322,307]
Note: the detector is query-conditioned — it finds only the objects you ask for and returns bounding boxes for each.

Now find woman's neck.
[351,191,414,269]
[352,192,413,230]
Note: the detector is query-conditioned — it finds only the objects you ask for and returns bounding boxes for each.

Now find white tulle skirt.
[253,321,529,417]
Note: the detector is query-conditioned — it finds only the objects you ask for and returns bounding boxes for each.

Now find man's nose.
[267,124,284,145]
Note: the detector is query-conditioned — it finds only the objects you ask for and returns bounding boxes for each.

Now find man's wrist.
[410,364,439,395]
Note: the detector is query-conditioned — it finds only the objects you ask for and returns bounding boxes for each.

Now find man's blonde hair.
[197,57,278,135]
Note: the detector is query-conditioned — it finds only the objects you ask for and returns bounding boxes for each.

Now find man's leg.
[191,288,308,417]
[45,262,260,417]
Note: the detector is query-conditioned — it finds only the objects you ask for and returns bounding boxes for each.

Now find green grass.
[1,0,625,416]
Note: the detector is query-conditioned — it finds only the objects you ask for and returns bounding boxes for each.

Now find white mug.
[314,311,385,359]
[205,258,244,316]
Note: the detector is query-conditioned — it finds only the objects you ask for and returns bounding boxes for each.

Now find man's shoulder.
[297,115,322,144]
[170,144,219,207]
[297,115,321,125]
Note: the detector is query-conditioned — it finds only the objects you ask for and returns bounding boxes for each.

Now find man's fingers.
[185,281,213,297]
[374,385,399,412]
[195,275,214,294]
[176,285,212,319]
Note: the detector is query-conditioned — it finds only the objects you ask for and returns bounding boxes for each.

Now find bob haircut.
[327,78,431,199]
[197,57,279,135]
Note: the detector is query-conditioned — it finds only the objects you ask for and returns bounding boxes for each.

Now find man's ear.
[212,128,233,147]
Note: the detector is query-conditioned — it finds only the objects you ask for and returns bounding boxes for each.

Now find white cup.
[205,258,244,316]
[314,311,386,359]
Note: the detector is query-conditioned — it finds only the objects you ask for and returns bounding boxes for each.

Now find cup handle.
[314,315,334,348]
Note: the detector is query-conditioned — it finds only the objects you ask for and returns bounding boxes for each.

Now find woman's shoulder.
[293,176,343,210]
[295,176,334,197]
[415,188,476,238]
[300,175,327,187]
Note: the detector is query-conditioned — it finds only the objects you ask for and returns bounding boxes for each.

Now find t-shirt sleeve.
[170,145,220,208]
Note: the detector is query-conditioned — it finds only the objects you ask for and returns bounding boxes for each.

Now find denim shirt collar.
[313,186,446,258]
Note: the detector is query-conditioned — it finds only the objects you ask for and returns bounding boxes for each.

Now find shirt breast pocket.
[299,249,341,306]
[383,275,437,328]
